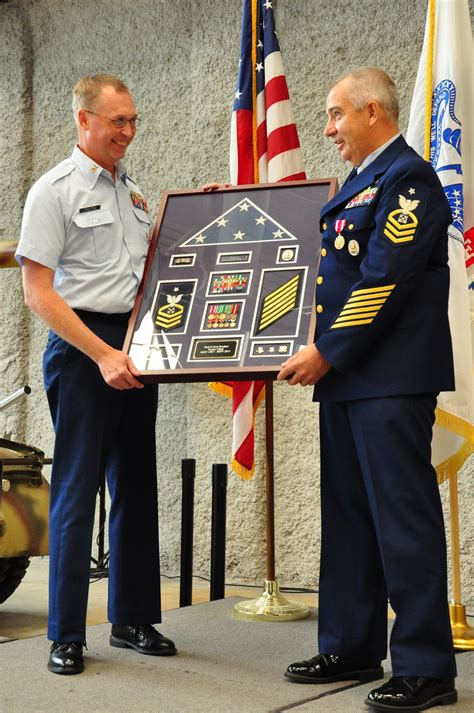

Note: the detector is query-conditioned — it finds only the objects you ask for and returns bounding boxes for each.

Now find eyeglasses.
[84,110,140,129]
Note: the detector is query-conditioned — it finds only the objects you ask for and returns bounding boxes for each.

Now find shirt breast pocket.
[73,209,114,261]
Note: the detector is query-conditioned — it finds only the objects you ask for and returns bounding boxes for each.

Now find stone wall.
[1,0,473,607]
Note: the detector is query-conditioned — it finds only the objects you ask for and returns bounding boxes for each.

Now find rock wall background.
[1,0,472,607]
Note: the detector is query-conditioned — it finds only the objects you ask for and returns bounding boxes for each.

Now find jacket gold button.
[316,304,324,313]
[321,248,327,257]
[317,276,323,285]
[322,222,327,230]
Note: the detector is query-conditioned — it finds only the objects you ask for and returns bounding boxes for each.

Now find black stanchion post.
[180,458,196,607]
[210,463,227,601]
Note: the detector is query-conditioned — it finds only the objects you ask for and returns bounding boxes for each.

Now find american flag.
[210,0,306,480]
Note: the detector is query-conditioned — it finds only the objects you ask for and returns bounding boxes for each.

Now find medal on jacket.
[334,219,346,249]
[348,239,360,256]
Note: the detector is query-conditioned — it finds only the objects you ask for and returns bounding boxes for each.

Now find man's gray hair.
[330,67,399,121]
[72,73,130,124]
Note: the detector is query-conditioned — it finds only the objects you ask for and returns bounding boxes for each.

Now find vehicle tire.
[0,557,31,604]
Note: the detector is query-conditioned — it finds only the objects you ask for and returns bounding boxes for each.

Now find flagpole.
[448,468,474,650]
[264,379,276,580]
[233,379,309,621]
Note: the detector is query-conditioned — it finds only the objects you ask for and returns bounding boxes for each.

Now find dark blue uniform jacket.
[313,135,455,402]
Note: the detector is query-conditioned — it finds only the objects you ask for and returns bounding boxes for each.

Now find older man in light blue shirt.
[16,73,176,675]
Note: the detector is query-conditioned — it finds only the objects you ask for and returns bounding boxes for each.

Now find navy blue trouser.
[318,395,456,678]
[43,313,162,642]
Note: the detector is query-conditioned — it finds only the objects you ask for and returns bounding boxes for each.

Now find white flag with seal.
[406,0,474,479]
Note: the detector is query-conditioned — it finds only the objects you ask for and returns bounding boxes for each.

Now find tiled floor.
[0,556,319,640]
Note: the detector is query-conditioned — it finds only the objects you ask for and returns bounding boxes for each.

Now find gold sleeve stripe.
[346,297,389,307]
[333,311,379,323]
[262,274,300,301]
[351,284,396,296]
[330,284,396,329]
[338,304,385,315]
[261,289,298,317]
[331,318,373,328]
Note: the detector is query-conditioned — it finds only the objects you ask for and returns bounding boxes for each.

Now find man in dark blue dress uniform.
[17,74,176,674]
[278,67,457,712]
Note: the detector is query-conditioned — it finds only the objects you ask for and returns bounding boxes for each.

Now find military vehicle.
[0,387,50,603]
[1,239,50,602]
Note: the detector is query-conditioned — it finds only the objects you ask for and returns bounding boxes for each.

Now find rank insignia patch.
[152,281,196,332]
[345,185,378,209]
[256,273,301,334]
[384,194,420,244]
[130,191,149,213]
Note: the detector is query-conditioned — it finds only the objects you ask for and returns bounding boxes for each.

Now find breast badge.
[348,239,360,256]
[130,191,149,213]
[334,219,346,250]
[384,194,420,244]
[345,185,378,209]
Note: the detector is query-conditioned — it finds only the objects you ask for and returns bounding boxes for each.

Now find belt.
[74,309,132,326]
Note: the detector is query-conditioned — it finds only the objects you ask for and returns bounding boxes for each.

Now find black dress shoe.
[366,676,457,711]
[47,641,84,675]
[285,653,384,684]
[110,624,177,656]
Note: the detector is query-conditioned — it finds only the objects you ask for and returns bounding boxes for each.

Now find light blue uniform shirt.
[16,145,152,313]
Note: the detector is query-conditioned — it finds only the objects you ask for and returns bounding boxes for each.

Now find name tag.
[79,205,101,213]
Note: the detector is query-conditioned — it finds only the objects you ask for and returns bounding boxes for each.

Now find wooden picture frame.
[123,179,338,383]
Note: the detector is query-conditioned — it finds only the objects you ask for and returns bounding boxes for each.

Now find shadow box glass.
[123,180,337,383]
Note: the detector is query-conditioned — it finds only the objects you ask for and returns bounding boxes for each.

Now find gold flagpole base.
[449,603,474,651]
[233,579,309,622]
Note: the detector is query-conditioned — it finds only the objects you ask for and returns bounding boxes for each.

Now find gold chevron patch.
[331,284,395,329]
[256,274,300,333]
[384,193,420,244]
[155,301,184,330]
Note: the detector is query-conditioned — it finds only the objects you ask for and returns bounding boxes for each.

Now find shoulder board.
[45,160,76,185]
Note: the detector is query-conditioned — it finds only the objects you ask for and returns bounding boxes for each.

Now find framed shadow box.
[123,179,337,383]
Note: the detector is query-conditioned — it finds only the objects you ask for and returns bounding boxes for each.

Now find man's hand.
[97,348,144,390]
[277,344,331,387]
[21,258,144,391]
[202,182,232,191]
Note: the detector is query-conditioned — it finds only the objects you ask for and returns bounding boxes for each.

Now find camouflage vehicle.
[0,388,50,603]
[1,240,50,602]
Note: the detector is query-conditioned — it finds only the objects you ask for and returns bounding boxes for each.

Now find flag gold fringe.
[208,381,233,399]
[424,0,436,159]
[435,407,474,442]
[231,456,255,481]
[436,438,473,485]
[434,407,473,484]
